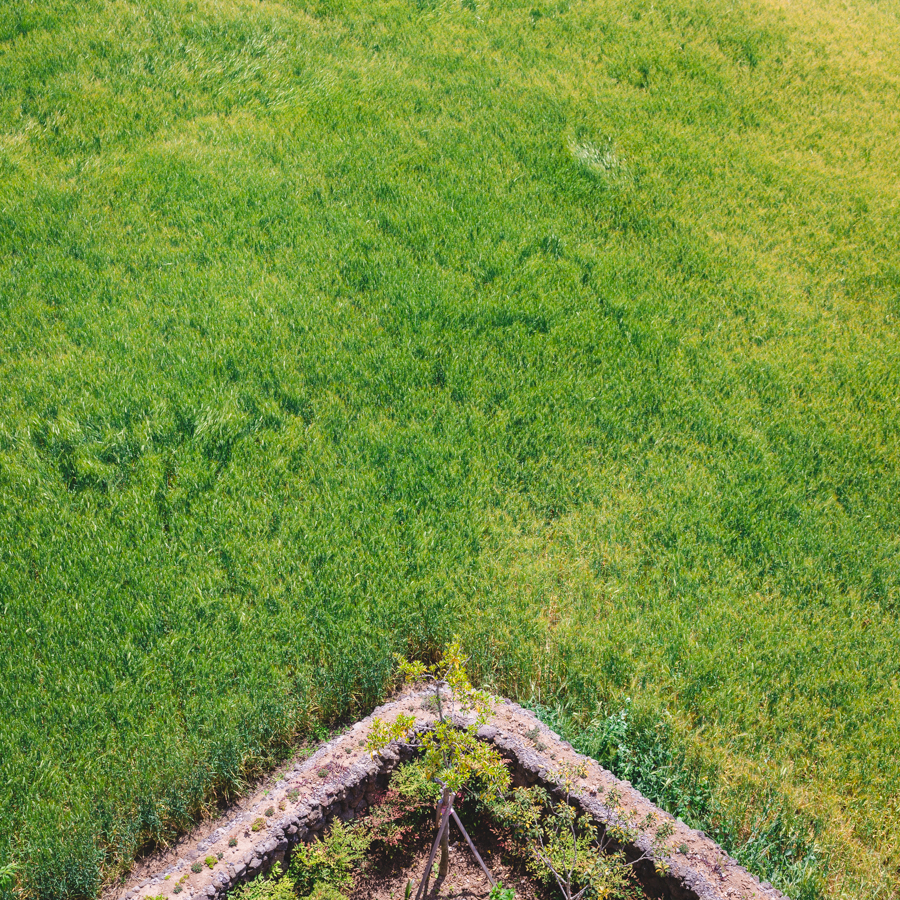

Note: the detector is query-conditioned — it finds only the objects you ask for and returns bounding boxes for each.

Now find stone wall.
[121,691,785,900]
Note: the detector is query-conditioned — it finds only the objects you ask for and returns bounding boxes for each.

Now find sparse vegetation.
[1,0,898,898]
[523,728,547,753]
[487,763,672,900]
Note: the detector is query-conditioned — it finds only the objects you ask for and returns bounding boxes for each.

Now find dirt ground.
[348,825,547,900]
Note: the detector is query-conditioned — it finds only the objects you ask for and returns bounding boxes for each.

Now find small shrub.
[231,863,296,900]
[288,820,370,895]
[303,884,345,900]
[218,851,224,860]
[392,759,442,806]
[173,886,183,895]
[229,837,238,847]
[287,789,299,802]
[205,855,217,869]
[265,807,275,817]
[191,862,203,874]
[524,726,547,752]
[486,765,672,900]
[489,886,515,900]
[363,760,440,851]
[252,817,266,832]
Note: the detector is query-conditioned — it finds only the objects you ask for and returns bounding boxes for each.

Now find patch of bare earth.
[349,820,547,900]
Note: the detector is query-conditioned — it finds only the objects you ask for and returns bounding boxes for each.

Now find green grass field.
[1,0,898,897]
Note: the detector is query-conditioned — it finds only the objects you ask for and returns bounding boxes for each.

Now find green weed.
[288,821,369,896]
[530,702,827,900]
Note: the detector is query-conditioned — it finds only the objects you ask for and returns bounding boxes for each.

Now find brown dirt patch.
[349,818,547,900]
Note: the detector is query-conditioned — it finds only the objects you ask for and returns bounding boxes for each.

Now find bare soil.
[348,818,548,900]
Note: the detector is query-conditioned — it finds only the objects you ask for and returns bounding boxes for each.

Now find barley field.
[0,0,898,898]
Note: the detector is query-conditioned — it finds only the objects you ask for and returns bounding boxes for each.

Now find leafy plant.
[205,855,217,868]
[489,885,515,900]
[231,863,296,900]
[191,862,203,874]
[287,820,370,896]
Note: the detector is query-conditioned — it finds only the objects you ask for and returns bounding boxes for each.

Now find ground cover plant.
[1,0,899,897]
